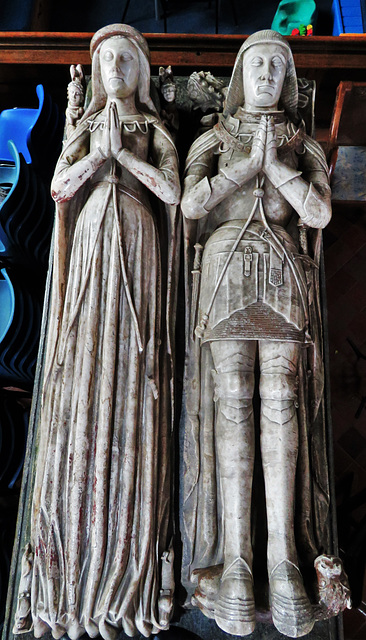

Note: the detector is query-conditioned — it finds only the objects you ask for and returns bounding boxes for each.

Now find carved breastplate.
[212,114,302,226]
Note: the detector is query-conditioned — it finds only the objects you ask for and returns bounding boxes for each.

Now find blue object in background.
[0,269,14,345]
[0,84,63,390]
[0,161,18,259]
[0,265,43,389]
[0,85,44,165]
[0,140,54,270]
[332,0,366,33]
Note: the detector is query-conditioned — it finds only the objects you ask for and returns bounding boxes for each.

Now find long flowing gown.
[23,112,179,640]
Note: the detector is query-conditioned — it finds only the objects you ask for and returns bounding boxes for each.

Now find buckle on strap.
[244,246,253,277]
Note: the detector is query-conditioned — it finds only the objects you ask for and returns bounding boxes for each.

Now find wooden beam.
[0,33,366,69]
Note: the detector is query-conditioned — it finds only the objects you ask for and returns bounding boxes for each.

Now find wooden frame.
[327,80,366,179]
[0,33,366,69]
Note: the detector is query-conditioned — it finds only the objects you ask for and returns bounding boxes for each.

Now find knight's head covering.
[81,23,157,122]
[223,30,298,122]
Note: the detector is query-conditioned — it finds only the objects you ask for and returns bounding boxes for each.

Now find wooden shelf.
[0,33,366,69]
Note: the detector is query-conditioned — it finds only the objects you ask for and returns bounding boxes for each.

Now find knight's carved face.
[242,43,288,111]
[100,36,139,100]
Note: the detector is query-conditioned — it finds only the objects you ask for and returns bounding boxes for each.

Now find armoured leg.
[210,340,256,635]
[259,341,299,571]
[259,341,314,637]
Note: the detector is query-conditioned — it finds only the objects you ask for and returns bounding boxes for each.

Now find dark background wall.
[1,0,335,35]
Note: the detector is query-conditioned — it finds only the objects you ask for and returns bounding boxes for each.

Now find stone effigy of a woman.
[13,23,181,640]
[181,30,349,638]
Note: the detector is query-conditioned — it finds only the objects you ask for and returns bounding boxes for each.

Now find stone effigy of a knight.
[181,30,350,638]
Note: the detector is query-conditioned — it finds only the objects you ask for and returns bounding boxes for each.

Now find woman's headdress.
[223,30,298,122]
[82,23,157,121]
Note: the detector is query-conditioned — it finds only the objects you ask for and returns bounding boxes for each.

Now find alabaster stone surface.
[158,65,179,139]
[4,28,348,640]
[65,64,85,139]
[181,30,349,639]
[12,23,180,640]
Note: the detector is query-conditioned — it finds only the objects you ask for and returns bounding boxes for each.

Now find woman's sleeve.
[51,129,106,203]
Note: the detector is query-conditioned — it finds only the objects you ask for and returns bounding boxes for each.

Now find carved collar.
[234,107,286,124]
[87,113,149,134]
[213,115,304,156]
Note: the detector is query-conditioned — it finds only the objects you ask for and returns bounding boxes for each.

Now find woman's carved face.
[100,36,139,100]
[242,43,288,111]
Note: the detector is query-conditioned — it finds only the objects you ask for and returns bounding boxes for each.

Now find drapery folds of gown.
[13,24,181,640]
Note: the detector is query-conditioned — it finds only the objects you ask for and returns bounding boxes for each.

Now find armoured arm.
[265,163,331,229]
[182,156,260,220]
[263,124,331,229]
[181,148,217,220]
[182,117,267,220]
[51,130,106,203]
[116,125,180,205]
